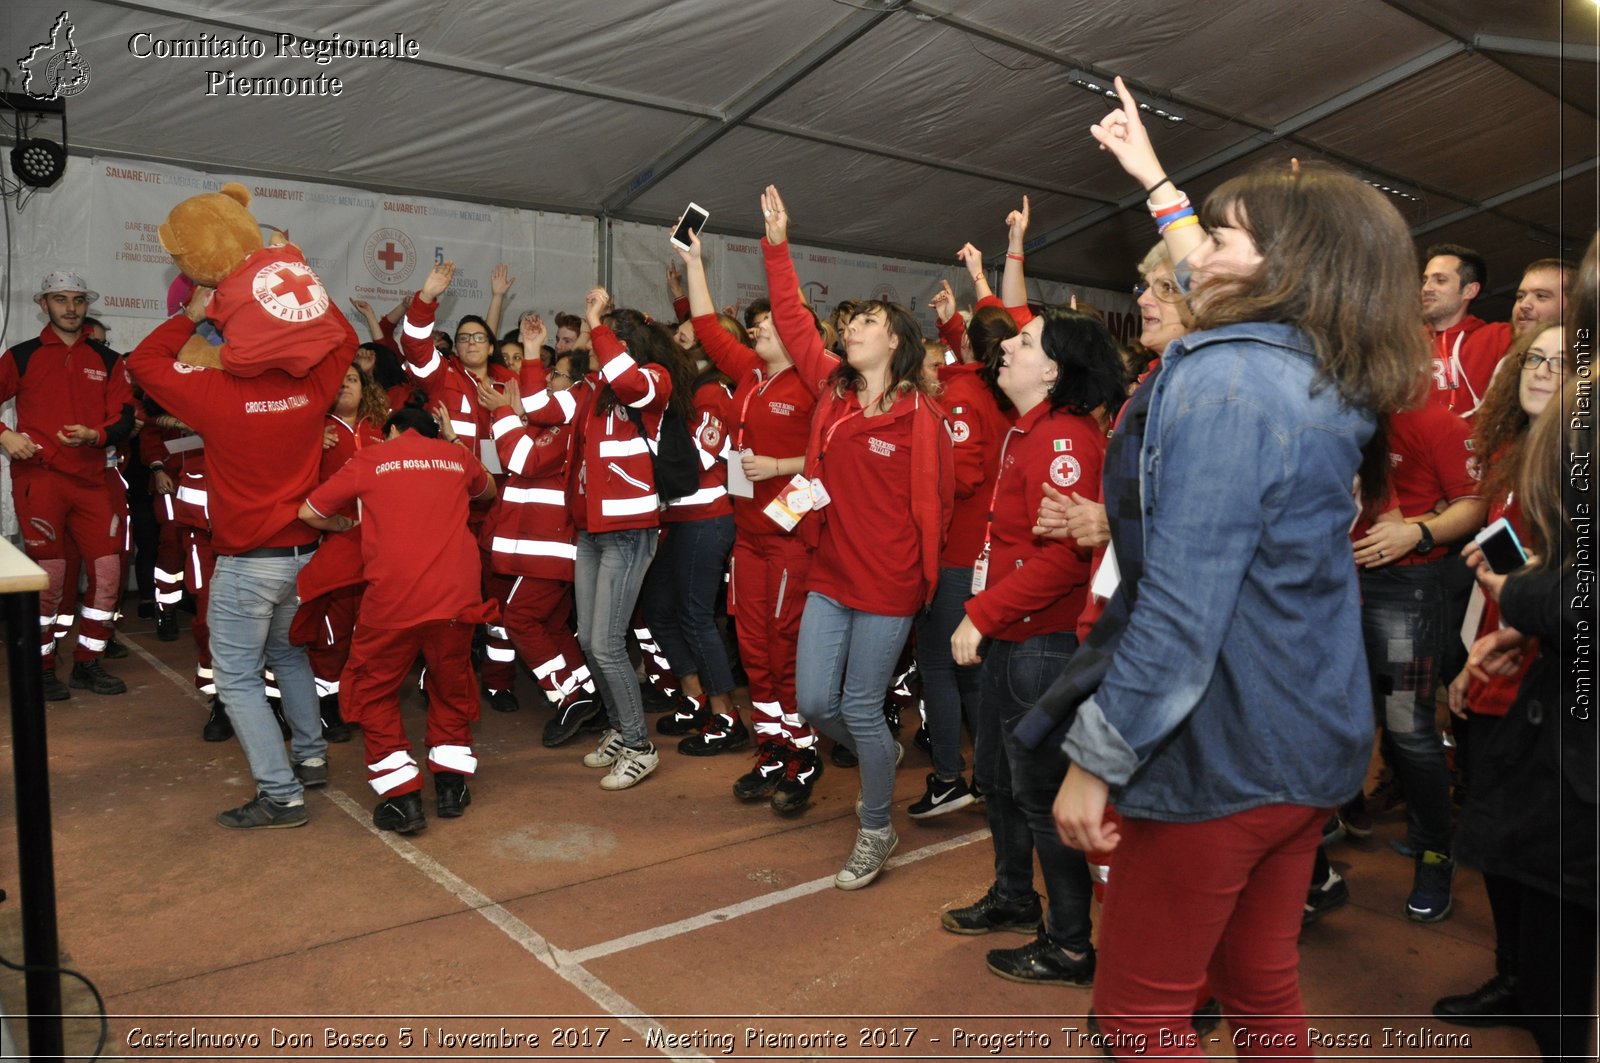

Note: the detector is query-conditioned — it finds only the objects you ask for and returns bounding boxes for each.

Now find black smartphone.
[1475,516,1529,575]
[670,202,710,250]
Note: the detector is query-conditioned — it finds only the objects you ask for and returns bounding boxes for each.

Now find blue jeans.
[1360,562,1452,854]
[917,566,982,779]
[210,553,323,803]
[641,515,736,697]
[795,593,915,831]
[977,632,1093,954]
[574,527,659,748]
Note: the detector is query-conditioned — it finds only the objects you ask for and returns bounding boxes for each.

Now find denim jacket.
[1019,322,1375,821]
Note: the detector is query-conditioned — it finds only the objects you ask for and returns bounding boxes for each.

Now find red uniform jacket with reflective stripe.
[664,375,734,523]
[567,326,672,533]
[483,402,579,580]
[0,326,136,487]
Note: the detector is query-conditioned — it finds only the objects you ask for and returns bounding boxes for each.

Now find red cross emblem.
[270,268,318,306]
[252,260,330,323]
[377,242,404,270]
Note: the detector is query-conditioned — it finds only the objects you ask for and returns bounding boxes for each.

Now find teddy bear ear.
[219,181,251,208]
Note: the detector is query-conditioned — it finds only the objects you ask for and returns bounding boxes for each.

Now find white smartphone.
[1474,516,1529,575]
[670,203,710,250]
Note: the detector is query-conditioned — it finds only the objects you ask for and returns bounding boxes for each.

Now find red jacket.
[567,326,673,533]
[937,362,1011,568]
[306,430,489,628]
[664,374,734,522]
[764,238,953,612]
[0,326,136,487]
[1466,493,1537,718]
[209,245,352,378]
[1425,315,1494,416]
[482,402,578,579]
[692,313,816,541]
[965,401,1104,642]
[126,314,356,555]
[398,294,518,452]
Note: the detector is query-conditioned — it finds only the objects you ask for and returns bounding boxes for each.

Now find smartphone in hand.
[671,203,710,250]
[1475,516,1529,575]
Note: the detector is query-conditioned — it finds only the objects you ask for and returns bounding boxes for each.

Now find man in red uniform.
[1421,245,1490,417]
[300,407,495,833]
[1445,257,1574,417]
[0,271,136,699]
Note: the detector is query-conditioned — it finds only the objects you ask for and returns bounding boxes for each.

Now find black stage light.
[10,137,66,187]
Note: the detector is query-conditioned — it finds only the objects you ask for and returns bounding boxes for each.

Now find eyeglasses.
[1521,352,1567,374]
[457,332,489,344]
[1133,279,1184,303]
[548,370,572,382]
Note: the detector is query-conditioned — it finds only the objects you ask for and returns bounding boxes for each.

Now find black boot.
[41,668,70,702]
[435,772,472,818]
[373,791,426,833]
[320,692,353,743]
[1433,972,1521,1028]
[202,697,234,742]
[156,610,179,642]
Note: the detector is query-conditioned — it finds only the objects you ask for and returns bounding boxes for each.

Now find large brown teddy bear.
[158,181,351,377]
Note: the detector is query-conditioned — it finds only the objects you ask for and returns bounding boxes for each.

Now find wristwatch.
[1414,521,1435,554]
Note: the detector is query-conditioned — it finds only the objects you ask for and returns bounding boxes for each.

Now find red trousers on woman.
[728,534,813,747]
[1092,804,1324,1059]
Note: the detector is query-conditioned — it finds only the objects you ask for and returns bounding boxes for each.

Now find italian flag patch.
[1053,438,1073,452]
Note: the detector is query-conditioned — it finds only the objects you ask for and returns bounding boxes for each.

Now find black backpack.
[623,405,700,503]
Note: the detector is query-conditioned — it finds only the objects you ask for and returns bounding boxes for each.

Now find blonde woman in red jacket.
[760,186,954,888]
[568,288,694,790]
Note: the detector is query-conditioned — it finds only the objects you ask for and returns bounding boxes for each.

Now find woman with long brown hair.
[1035,77,1427,1055]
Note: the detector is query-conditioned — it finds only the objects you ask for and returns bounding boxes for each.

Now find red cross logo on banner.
[377,242,404,270]
[252,260,330,324]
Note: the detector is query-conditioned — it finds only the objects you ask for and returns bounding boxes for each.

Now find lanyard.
[818,389,886,464]
[734,365,791,451]
[978,424,1024,554]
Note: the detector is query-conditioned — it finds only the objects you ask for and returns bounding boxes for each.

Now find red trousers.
[182,526,215,692]
[307,584,363,698]
[1092,804,1325,1059]
[343,619,478,797]
[490,574,594,708]
[152,492,186,613]
[12,467,123,666]
[728,534,812,747]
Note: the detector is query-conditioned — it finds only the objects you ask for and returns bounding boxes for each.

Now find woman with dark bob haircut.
[944,305,1122,987]
[1028,77,1427,1055]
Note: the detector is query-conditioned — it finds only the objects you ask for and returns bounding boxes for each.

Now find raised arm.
[957,243,994,303]
[398,260,455,398]
[485,263,515,336]
[758,184,836,395]
[1090,75,1204,269]
[1000,197,1030,309]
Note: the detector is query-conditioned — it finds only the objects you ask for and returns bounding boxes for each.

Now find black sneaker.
[487,689,520,714]
[908,773,977,819]
[202,698,234,742]
[913,724,932,755]
[543,695,601,748]
[1433,973,1522,1028]
[41,668,70,702]
[320,693,353,743]
[102,637,129,659]
[69,659,127,695]
[942,887,1043,935]
[733,742,792,801]
[986,934,1095,986]
[435,772,471,818]
[292,757,328,787]
[830,741,858,768]
[1336,792,1373,838]
[1303,868,1349,925]
[156,610,179,642]
[656,706,710,737]
[771,747,822,815]
[216,791,308,829]
[678,715,751,756]
[373,792,426,833]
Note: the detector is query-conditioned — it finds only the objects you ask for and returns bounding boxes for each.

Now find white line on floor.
[568,828,992,964]
[118,632,210,705]
[321,787,712,1062]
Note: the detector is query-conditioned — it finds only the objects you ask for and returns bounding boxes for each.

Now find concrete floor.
[0,613,1556,1061]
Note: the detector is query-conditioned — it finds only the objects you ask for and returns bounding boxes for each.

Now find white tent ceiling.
[4,0,1597,319]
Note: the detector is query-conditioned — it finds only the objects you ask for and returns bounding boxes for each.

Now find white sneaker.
[600,743,659,790]
[835,826,898,890]
[583,729,625,768]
